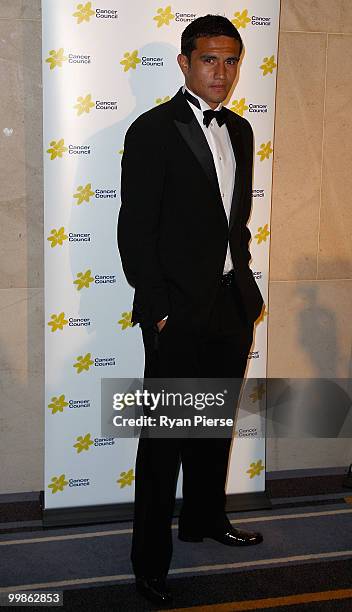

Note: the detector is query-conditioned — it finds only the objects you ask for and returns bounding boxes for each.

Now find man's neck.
[183,85,222,111]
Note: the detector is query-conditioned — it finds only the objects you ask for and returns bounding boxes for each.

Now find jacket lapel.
[174,117,222,200]
[172,90,222,202]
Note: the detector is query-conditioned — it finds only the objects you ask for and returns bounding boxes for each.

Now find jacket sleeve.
[240,119,254,267]
[239,119,264,322]
[117,117,170,325]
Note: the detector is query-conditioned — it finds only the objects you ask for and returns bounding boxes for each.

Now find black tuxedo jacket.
[118,88,263,330]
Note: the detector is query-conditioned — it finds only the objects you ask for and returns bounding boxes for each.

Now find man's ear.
[177,53,190,77]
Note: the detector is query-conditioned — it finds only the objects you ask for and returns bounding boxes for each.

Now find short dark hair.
[181,14,243,61]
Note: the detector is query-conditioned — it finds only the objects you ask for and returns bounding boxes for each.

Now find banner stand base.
[41,491,271,528]
[226,491,272,512]
[342,463,352,489]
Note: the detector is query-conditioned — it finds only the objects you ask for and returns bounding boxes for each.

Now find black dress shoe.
[179,525,263,546]
[205,525,263,546]
[135,577,173,605]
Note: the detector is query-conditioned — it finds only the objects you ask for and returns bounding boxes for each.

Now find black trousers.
[131,279,254,578]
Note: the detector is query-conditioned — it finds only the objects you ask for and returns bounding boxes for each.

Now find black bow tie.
[202,108,227,127]
[183,88,227,128]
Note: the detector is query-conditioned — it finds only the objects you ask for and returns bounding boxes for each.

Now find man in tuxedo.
[118,14,264,605]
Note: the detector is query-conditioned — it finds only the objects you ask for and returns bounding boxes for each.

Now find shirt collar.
[182,85,222,113]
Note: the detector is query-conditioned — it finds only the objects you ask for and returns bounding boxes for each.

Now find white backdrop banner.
[42,0,280,510]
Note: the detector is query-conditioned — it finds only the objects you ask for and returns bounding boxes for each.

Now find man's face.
[177,35,241,109]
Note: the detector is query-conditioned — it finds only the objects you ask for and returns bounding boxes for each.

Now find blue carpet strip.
[0,503,351,587]
[0,474,351,610]
[7,560,348,611]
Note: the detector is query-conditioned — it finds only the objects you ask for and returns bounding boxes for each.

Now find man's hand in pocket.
[157,318,168,332]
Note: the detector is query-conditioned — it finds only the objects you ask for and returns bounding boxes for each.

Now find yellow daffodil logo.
[48,312,68,332]
[74,94,95,116]
[256,306,268,325]
[48,474,68,493]
[73,183,95,205]
[246,459,265,478]
[257,141,273,161]
[74,433,94,453]
[118,148,124,155]
[155,96,171,105]
[230,98,249,117]
[74,353,94,374]
[231,9,251,29]
[120,50,141,72]
[45,48,68,70]
[260,55,277,76]
[249,383,266,403]
[46,139,68,160]
[48,394,69,415]
[47,227,68,248]
[255,224,270,244]
[153,6,175,27]
[74,270,94,290]
[117,468,135,488]
[73,2,95,24]
[118,311,133,330]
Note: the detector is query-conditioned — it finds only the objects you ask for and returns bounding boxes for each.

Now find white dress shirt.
[183,85,236,274]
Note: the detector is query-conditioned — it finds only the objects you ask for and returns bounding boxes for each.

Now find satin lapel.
[174,116,222,201]
[226,113,245,231]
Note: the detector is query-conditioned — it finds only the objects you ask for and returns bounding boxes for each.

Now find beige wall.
[0,0,43,493]
[0,1,351,493]
[267,1,352,470]
[269,0,352,379]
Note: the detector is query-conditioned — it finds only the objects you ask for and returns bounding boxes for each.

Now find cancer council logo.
[48,474,68,494]
[257,141,273,161]
[48,395,68,415]
[45,48,68,69]
[74,433,94,453]
[46,139,67,160]
[74,94,95,115]
[73,2,95,23]
[120,50,141,72]
[117,468,135,488]
[48,313,68,332]
[230,98,248,117]
[74,270,94,290]
[249,383,266,403]
[153,6,175,27]
[260,55,277,76]
[256,306,268,325]
[47,227,68,248]
[118,311,133,330]
[254,224,270,245]
[246,459,265,478]
[231,9,251,28]
[74,353,94,374]
[232,9,272,29]
[74,183,95,205]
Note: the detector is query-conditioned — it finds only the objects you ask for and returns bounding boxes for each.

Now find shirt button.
[219,156,222,160]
